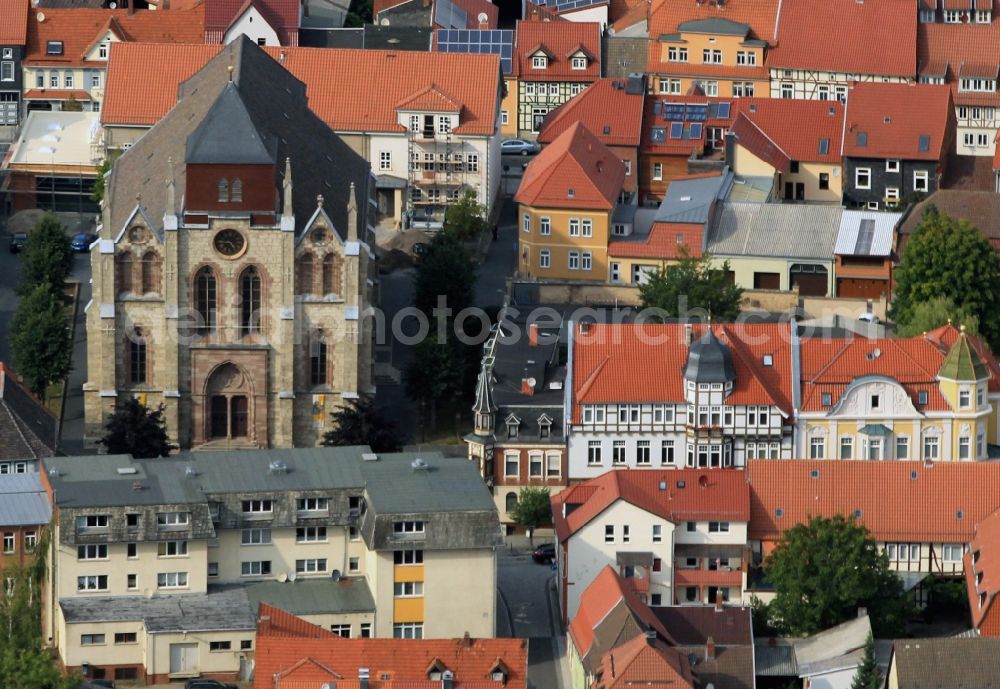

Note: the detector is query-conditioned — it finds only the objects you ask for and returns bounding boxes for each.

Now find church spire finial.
[282,157,293,218]
[317,194,324,208]
[165,156,175,214]
[347,182,358,242]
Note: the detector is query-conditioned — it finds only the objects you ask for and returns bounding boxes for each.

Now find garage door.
[753,272,780,290]
[789,264,828,297]
[170,643,199,675]
[838,278,887,299]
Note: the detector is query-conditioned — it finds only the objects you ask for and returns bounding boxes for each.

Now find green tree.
[638,252,743,321]
[404,335,467,430]
[9,284,72,399]
[443,190,487,241]
[850,634,882,689]
[764,515,909,637]
[894,295,980,338]
[0,647,79,689]
[61,95,83,112]
[98,398,174,458]
[509,487,552,546]
[413,232,477,318]
[19,213,72,297]
[322,397,404,452]
[892,205,1000,346]
[90,153,120,204]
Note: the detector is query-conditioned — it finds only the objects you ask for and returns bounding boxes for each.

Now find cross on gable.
[102,324,116,337]
[165,264,176,280]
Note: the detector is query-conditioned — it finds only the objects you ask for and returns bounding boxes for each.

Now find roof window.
[46,41,63,55]
[856,131,868,147]
[762,354,773,367]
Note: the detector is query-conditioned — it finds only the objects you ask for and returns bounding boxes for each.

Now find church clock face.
[213,229,246,258]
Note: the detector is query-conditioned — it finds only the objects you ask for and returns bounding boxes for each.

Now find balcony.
[674,567,743,587]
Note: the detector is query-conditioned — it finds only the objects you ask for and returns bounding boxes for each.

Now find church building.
[84,37,376,450]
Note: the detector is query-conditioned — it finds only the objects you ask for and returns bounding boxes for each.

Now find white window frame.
[667,46,688,62]
[532,55,547,69]
[379,151,391,171]
[568,251,580,270]
[581,252,592,271]
[77,575,109,592]
[587,440,602,465]
[156,571,188,589]
[581,218,593,237]
[540,216,551,235]
[653,163,663,181]
[523,214,531,233]
[736,50,756,66]
[241,560,272,577]
[913,170,929,192]
[571,56,587,70]
[539,249,551,269]
[855,167,872,190]
[886,159,900,173]
[296,526,328,543]
[295,558,328,574]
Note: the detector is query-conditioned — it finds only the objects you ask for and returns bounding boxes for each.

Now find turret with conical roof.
[684,328,736,384]
[938,326,989,382]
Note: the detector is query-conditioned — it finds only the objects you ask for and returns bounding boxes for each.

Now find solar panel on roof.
[529,0,604,11]
[854,218,876,255]
[651,127,666,143]
[715,102,731,119]
[689,123,703,139]
[435,29,514,74]
[918,134,930,152]
[669,122,684,139]
[664,103,686,121]
[685,104,708,122]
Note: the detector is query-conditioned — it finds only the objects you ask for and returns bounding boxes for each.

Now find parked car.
[501,138,540,156]
[78,681,115,689]
[70,232,98,252]
[8,232,27,253]
[184,680,238,689]
[532,543,555,564]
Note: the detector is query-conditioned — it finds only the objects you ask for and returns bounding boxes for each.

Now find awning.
[616,551,654,567]
[859,424,892,436]
[675,544,746,558]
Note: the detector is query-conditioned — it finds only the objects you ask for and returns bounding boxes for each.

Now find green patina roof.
[939,331,989,381]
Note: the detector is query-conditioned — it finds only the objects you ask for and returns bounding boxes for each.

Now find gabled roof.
[842,83,953,161]
[185,81,277,165]
[640,94,736,155]
[730,99,845,171]
[890,638,1000,686]
[898,191,1000,252]
[539,79,645,148]
[395,83,462,113]
[515,122,626,211]
[592,634,696,689]
[648,0,780,50]
[255,603,528,689]
[0,473,52,527]
[966,507,1000,629]
[572,323,793,412]
[0,362,58,460]
[552,469,751,543]
[106,37,371,241]
[516,19,601,81]
[100,42,501,136]
[0,0,31,45]
[918,19,1000,107]
[24,6,206,66]
[748,460,1000,543]
[204,0,299,45]
[767,0,916,77]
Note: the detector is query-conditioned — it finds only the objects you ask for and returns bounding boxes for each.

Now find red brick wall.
[185,163,277,213]
[0,525,44,570]
[980,602,1000,637]
[491,446,568,489]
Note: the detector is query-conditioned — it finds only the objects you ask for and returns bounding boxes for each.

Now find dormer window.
[488,660,510,684]
[98,41,109,60]
[218,178,229,202]
[231,179,243,203]
[960,77,996,93]
[538,414,552,439]
[532,55,547,69]
[918,390,928,405]
[571,56,587,69]
[426,659,448,681]
[506,413,520,439]
[822,393,832,407]
[46,41,64,56]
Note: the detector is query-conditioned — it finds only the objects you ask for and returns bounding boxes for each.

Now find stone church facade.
[84,38,376,450]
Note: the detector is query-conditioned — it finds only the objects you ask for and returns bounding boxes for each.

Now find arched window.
[231,179,243,202]
[240,266,262,336]
[298,253,314,296]
[128,327,147,385]
[140,251,159,294]
[217,178,229,202]
[505,492,518,514]
[117,252,133,295]
[194,267,217,334]
[322,253,340,295]
[309,328,328,386]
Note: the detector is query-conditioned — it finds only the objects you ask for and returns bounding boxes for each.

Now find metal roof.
[654,171,733,225]
[708,202,841,259]
[0,473,52,526]
[677,17,751,36]
[244,577,375,616]
[834,209,900,257]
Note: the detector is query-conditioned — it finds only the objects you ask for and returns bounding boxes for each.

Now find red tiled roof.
[640,94,735,155]
[100,43,502,135]
[515,122,626,210]
[516,20,601,82]
[538,79,645,148]
[552,469,751,543]
[24,7,206,67]
[608,222,705,259]
[0,0,29,45]
[918,19,1000,107]
[572,323,793,413]
[451,0,499,29]
[567,566,673,658]
[966,508,1000,628]
[256,604,528,689]
[396,83,462,112]
[373,0,410,16]
[730,98,844,169]
[767,0,916,77]
[23,89,92,101]
[648,0,781,51]
[652,60,768,82]
[611,0,648,32]
[748,460,1000,543]
[592,634,696,689]
[842,82,953,161]
[204,0,300,45]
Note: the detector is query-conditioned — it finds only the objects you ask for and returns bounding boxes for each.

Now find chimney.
[685,323,694,345]
[463,631,473,648]
[258,615,271,634]
[521,377,535,396]
[359,668,370,689]
[528,323,538,347]
[706,636,716,660]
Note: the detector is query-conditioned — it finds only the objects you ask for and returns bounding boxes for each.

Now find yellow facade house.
[514,121,626,281]
[796,326,1000,461]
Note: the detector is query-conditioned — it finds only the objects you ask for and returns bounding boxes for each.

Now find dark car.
[78,682,115,689]
[184,680,238,689]
[8,232,27,253]
[532,543,556,564]
[70,232,98,252]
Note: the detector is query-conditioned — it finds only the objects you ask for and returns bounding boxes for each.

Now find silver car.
[501,139,540,156]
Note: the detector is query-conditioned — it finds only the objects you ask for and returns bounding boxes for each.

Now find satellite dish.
[379,17,390,25]
[277,572,288,583]
[36,11,46,21]
[526,377,537,388]
[477,11,488,22]
[288,571,297,582]
[109,1,117,7]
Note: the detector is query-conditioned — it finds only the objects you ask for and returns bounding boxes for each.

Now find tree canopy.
[98,398,174,458]
[638,253,743,321]
[19,213,72,297]
[413,232,477,318]
[849,634,882,689]
[892,205,1000,346]
[762,515,909,637]
[9,284,72,399]
[509,487,552,545]
[444,190,488,241]
[404,335,468,429]
[894,295,980,338]
[322,398,404,452]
